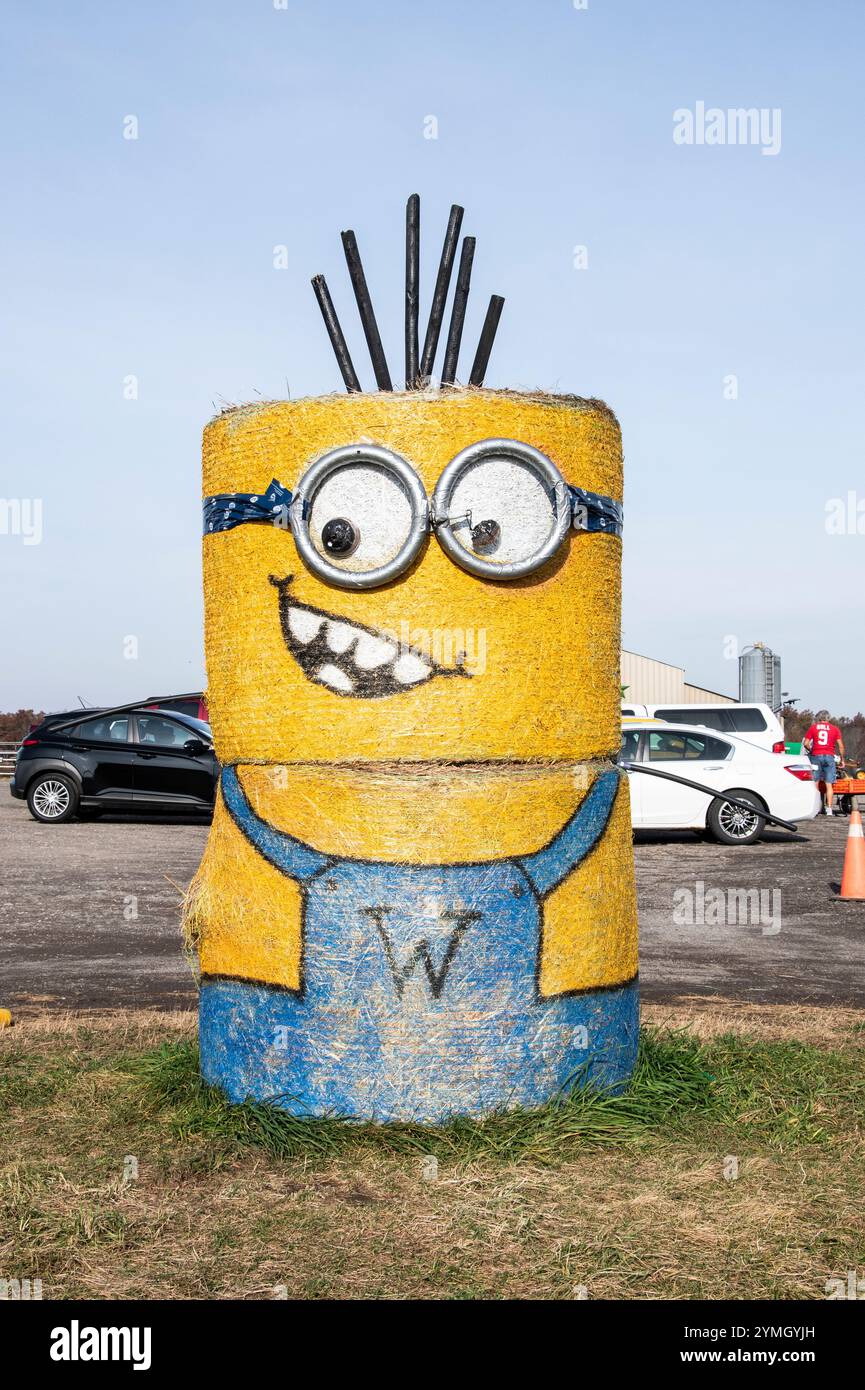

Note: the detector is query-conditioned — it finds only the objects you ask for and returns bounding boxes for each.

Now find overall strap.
[517,769,620,897]
[221,766,333,883]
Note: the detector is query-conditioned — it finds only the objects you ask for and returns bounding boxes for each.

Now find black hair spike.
[312,197,504,392]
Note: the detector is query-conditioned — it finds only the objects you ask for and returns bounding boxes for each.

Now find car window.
[727,709,767,732]
[621,708,635,717]
[136,715,196,749]
[647,731,731,761]
[158,699,201,718]
[67,717,130,743]
[654,707,729,731]
[619,730,641,763]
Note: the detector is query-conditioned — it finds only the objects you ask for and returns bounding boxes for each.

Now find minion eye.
[433,439,571,579]
[321,517,359,556]
[290,444,429,590]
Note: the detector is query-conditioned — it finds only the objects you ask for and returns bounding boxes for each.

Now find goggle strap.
[568,485,624,537]
[203,480,293,534]
[203,480,623,539]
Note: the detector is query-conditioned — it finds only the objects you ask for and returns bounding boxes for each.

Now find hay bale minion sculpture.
[187,197,639,1122]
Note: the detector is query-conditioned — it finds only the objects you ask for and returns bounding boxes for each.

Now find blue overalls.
[199,766,639,1122]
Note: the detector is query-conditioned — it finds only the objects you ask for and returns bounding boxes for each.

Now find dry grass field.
[2,1001,863,1301]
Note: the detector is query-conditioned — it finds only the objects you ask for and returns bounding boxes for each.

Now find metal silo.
[739,643,782,711]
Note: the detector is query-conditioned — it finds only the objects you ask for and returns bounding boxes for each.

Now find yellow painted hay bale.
[202,389,623,767]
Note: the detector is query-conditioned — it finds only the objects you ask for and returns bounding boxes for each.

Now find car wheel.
[706,788,766,846]
[27,774,79,824]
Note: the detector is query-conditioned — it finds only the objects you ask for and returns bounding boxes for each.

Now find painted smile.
[270,576,470,699]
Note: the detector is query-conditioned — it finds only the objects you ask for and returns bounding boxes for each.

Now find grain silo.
[739,642,782,712]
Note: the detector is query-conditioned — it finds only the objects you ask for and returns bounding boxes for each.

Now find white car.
[619,720,819,844]
[620,701,785,755]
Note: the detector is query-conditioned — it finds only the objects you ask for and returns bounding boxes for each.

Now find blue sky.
[2,0,863,713]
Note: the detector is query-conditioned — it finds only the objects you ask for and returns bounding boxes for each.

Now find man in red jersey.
[803,711,846,815]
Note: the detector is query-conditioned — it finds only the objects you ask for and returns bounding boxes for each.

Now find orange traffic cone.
[839,805,865,900]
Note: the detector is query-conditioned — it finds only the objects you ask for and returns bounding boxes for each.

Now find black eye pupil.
[322,517,357,555]
[471,518,500,551]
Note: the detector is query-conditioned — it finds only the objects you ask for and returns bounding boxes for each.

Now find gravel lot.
[1,792,863,1011]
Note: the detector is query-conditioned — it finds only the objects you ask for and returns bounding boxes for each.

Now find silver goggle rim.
[431,437,572,580]
[289,444,429,590]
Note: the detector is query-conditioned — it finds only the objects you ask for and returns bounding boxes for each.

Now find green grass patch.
[708,1035,865,1144]
[120,1026,865,1165]
[0,1045,105,1110]
[124,1028,711,1163]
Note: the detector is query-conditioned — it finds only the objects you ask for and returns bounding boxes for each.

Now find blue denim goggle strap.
[568,486,623,537]
[203,479,293,535]
[203,476,619,542]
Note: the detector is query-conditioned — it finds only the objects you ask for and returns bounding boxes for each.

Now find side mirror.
[184,738,211,756]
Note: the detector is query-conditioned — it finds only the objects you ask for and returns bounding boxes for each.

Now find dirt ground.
[1,795,862,1012]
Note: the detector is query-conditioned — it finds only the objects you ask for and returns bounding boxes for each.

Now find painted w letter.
[363,907,480,999]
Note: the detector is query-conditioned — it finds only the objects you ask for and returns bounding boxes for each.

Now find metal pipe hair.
[441,236,475,386]
[405,194,420,389]
[311,274,362,393]
[310,198,504,392]
[419,203,464,383]
[341,230,393,391]
[469,294,505,387]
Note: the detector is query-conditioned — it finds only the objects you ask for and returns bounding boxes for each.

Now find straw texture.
[189,387,639,1122]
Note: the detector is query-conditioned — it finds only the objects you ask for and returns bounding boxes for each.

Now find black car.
[10,706,218,823]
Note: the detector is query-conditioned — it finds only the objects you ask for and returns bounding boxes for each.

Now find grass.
[124,1027,718,1163]
[1,1004,864,1300]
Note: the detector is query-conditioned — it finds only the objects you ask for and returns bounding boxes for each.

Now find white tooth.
[353,633,397,670]
[316,663,354,693]
[393,652,431,685]
[288,607,323,644]
[326,621,357,654]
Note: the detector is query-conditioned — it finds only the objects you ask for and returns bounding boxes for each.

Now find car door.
[65,715,136,801]
[641,729,733,827]
[618,728,643,826]
[132,714,216,805]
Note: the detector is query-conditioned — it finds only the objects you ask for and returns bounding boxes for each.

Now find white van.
[620,701,786,754]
